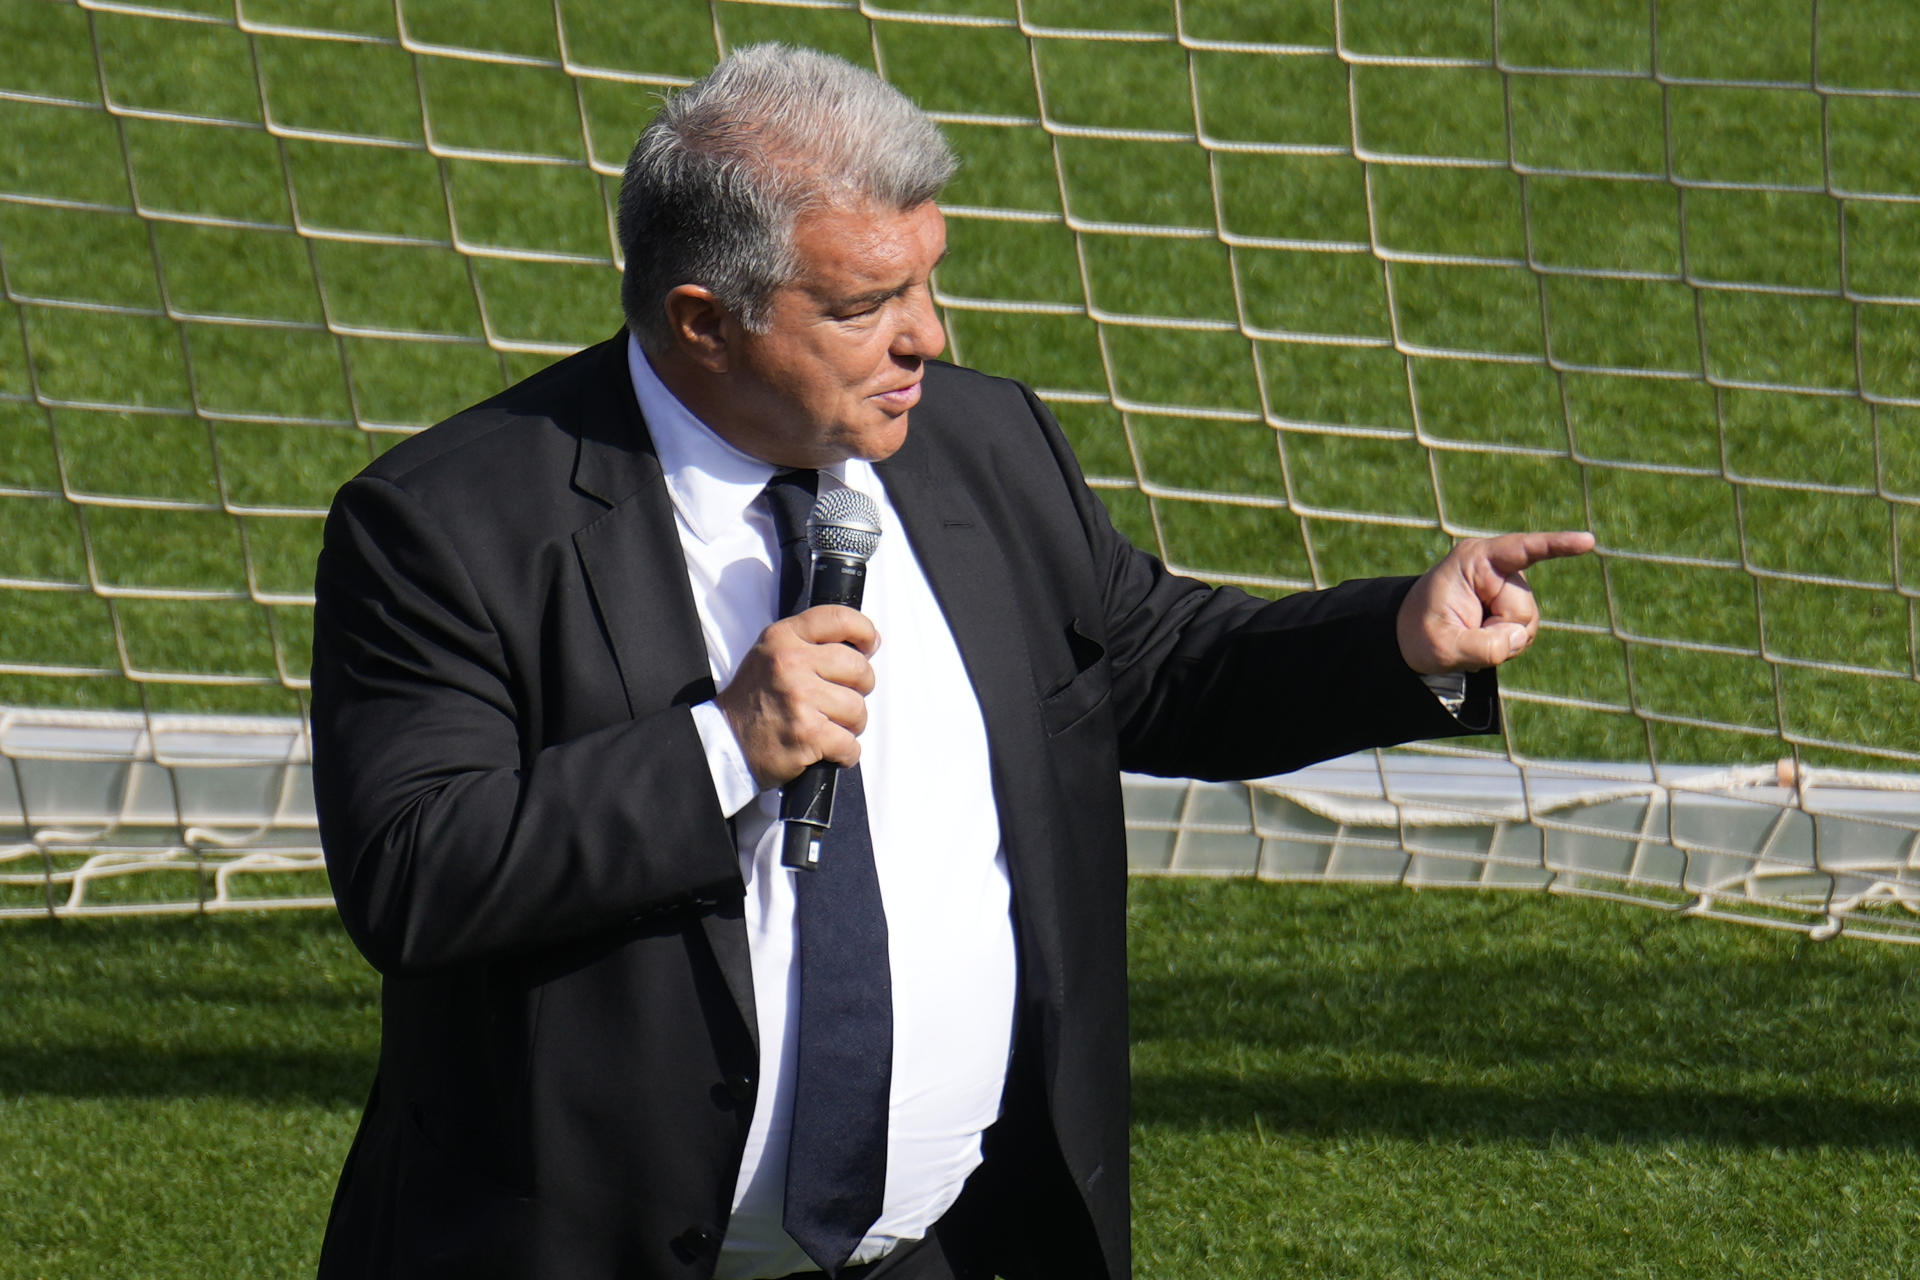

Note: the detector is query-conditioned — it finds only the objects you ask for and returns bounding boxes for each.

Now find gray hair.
[617,44,958,354]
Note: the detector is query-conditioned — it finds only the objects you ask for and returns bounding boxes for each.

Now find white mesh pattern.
[3,0,1919,933]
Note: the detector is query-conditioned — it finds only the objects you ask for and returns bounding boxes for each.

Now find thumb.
[1453,621,1529,670]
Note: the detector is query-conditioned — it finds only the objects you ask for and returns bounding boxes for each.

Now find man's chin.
[840,413,912,463]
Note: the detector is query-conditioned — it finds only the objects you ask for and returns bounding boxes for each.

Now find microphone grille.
[808,487,883,562]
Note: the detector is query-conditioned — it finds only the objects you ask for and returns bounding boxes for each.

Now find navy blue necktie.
[761,471,893,1277]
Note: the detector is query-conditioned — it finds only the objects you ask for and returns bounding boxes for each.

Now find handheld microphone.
[780,487,883,872]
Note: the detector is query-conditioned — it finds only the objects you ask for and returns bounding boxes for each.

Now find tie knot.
[763,469,819,551]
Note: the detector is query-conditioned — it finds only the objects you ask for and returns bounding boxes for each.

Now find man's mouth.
[871,379,922,410]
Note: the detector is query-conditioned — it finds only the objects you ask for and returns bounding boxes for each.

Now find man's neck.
[644,345,722,429]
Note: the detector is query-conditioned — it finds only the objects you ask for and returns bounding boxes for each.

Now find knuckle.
[769,646,810,684]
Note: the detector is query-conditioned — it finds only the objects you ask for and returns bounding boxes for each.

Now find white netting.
[3,0,1918,931]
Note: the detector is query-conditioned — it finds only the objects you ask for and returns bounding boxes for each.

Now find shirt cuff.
[690,700,761,818]
[1420,671,1468,717]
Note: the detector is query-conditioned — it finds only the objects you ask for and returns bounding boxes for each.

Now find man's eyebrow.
[836,248,950,309]
[841,284,907,308]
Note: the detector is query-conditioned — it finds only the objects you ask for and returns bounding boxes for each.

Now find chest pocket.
[1038,618,1112,737]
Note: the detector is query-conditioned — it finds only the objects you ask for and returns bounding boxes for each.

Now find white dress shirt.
[628,338,1018,1279]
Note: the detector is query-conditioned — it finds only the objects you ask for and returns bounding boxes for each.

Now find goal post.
[4,0,1919,935]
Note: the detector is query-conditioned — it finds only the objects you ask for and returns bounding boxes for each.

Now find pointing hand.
[1395,531,1596,675]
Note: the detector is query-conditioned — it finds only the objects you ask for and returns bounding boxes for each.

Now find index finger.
[787,604,880,654]
[1482,530,1596,575]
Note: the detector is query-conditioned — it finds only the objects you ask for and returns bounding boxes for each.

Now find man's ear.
[663,284,732,374]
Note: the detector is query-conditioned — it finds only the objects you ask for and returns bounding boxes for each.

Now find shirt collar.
[625,333,877,543]
[628,333,776,546]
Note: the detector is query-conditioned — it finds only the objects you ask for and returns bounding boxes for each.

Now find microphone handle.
[779,552,868,871]
[805,554,867,613]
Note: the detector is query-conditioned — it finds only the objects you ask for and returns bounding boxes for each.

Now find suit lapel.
[569,340,759,1055]
[571,489,713,717]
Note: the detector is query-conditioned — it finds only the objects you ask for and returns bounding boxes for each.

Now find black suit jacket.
[310,335,1491,1279]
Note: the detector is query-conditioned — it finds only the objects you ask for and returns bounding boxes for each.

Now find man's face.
[710,199,948,469]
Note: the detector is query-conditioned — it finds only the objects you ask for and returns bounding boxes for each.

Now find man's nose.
[893,287,946,361]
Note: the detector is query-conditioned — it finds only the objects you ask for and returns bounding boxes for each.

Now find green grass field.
[2,0,1918,768]
[5,881,1918,1278]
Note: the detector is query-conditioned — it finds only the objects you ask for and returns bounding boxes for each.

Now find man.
[310,44,1592,1280]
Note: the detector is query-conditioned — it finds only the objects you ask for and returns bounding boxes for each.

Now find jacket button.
[672,1225,723,1258]
[725,1071,755,1101]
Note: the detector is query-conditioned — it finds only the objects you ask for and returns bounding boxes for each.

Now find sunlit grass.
[4,884,1917,1277]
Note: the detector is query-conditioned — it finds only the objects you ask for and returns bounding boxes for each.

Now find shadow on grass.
[1128,883,1920,1152]
[1131,1072,1920,1151]
[1,910,378,1104]
[0,1047,373,1104]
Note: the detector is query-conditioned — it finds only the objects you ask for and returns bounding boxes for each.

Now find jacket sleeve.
[309,473,742,976]
[1015,385,1496,781]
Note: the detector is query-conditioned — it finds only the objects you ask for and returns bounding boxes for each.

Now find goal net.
[4,0,1918,937]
